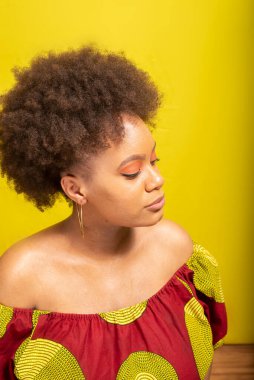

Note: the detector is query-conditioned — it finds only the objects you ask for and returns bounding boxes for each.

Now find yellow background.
[0,0,252,344]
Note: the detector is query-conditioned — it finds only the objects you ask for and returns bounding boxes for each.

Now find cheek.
[90,179,143,206]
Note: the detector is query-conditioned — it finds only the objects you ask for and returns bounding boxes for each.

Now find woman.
[0,46,227,379]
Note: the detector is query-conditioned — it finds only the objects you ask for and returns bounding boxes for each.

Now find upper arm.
[0,241,37,308]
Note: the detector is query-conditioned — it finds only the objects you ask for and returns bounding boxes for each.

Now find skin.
[59,112,165,261]
[0,112,213,377]
[27,111,192,314]
[0,111,196,315]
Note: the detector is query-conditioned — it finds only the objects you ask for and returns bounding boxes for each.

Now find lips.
[146,195,164,207]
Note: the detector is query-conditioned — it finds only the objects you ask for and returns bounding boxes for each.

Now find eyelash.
[122,158,160,179]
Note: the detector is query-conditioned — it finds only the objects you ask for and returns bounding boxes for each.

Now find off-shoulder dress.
[0,241,227,380]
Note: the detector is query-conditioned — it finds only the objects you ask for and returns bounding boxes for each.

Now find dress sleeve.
[186,241,228,350]
[0,303,33,379]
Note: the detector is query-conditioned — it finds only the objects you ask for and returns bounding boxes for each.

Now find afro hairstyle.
[0,45,163,212]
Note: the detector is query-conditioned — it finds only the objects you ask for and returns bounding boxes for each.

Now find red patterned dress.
[0,241,227,379]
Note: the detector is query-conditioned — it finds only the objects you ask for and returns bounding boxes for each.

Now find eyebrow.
[118,141,156,169]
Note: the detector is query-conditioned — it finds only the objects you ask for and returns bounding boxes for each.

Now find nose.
[145,166,165,192]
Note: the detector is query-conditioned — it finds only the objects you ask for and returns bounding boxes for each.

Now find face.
[64,113,165,227]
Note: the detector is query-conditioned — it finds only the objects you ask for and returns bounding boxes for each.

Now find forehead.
[121,115,154,145]
[101,115,155,163]
[73,114,157,184]
[73,115,155,178]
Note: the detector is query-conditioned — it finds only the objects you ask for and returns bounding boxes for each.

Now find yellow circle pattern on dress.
[99,300,148,325]
[184,297,213,380]
[0,303,13,338]
[116,351,179,379]
[187,242,225,303]
[14,309,86,380]
[31,309,51,334]
[135,374,157,380]
[14,338,86,379]
[175,276,194,296]
[213,338,224,350]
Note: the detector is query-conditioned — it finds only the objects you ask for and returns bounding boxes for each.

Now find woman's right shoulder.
[0,234,52,309]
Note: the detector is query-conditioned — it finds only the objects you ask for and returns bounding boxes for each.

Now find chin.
[137,211,164,227]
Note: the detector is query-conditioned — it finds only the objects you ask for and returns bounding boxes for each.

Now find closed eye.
[122,158,160,180]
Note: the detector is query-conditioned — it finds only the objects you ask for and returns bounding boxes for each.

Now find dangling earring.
[75,202,85,238]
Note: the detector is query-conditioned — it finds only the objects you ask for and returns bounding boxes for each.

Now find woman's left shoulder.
[153,218,194,263]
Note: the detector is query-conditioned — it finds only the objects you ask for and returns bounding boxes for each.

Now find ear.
[60,174,87,205]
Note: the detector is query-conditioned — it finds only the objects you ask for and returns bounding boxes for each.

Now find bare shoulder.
[0,239,36,308]
[152,217,194,263]
[0,228,58,309]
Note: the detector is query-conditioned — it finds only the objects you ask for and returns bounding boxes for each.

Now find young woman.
[0,46,227,379]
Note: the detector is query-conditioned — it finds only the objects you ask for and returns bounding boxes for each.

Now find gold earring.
[76,202,85,238]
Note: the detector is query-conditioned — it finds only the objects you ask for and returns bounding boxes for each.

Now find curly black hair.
[0,45,163,212]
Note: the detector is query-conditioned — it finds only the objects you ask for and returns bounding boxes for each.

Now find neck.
[59,206,142,262]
